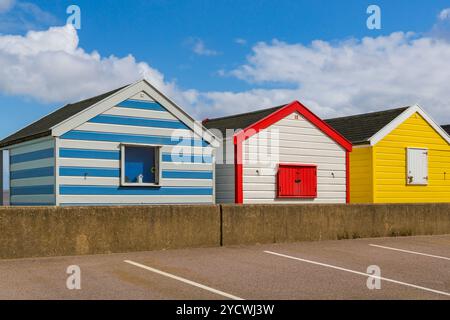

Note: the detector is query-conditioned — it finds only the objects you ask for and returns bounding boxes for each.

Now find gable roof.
[325,107,409,145]
[326,105,450,146]
[0,86,127,148]
[203,105,286,136]
[205,101,352,151]
[442,125,450,135]
[1,79,219,149]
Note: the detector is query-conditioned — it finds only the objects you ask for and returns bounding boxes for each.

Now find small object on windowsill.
[138,174,144,184]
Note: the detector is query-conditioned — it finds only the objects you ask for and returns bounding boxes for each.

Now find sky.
[1,0,450,184]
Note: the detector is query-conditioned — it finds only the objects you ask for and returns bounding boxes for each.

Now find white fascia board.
[51,79,220,148]
[368,105,450,146]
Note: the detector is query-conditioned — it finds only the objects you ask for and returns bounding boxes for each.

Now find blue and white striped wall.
[56,96,214,206]
[9,137,55,206]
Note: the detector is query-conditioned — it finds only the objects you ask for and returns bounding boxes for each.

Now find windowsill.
[120,182,161,187]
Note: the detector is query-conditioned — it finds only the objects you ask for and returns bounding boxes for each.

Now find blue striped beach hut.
[0,80,218,206]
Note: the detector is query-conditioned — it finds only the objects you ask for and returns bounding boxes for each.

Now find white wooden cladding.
[242,112,347,204]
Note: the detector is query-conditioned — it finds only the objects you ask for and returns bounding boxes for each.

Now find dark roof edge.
[325,106,409,122]
[204,105,286,124]
[0,130,52,149]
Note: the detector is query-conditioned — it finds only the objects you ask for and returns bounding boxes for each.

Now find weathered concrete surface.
[221,204,450,245]
[0,205,220,259]
[1,203,450,259]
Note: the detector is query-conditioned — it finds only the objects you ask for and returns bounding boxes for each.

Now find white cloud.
[211,32,450,123]
[0,24,197,112]
[2,16,450,126]
[439,8,450,21]
[235,38,247,46]
[189,38,219,56]
[0,0,14,13]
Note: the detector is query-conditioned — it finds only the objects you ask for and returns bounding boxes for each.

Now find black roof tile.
[0,86,126,148]
[203,105,286,136]
[325,107,409,145]
[442,125,450,135]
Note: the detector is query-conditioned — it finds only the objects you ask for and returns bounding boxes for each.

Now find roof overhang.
[0,131,51,150]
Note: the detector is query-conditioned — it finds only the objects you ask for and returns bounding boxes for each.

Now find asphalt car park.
[0,234,449,300]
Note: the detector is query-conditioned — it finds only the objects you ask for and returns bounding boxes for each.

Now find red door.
[277,164,317,198]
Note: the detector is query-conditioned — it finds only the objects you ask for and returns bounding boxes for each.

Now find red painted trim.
[346,151,350,203]
[233,100,353,204]
[234,101,353,152]
[234,134,243,204]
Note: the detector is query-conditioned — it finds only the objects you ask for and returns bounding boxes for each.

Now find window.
[277,164,317,198]
[120,144,161,186]
[406,148,428,185]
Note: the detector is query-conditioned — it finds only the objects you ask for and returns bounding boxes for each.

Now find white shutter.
[406,148,428,185]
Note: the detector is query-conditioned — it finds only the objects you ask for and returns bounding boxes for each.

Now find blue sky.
[1,0,450,189]
[1,0,450,137]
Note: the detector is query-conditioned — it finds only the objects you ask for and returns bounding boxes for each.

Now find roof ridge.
[326,106,409,121]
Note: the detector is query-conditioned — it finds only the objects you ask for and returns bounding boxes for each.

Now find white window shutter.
[407,148,428,185]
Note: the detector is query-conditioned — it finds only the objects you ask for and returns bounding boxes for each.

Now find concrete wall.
[0,205,220,259]
[1,203,450,259]
[221,203,450,245]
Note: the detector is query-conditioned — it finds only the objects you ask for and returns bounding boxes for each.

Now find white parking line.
[124,260,244,300]
[264,251,450,297]
[369,244,450,261]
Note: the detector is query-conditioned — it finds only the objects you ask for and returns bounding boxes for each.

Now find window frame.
[120,143,162,187]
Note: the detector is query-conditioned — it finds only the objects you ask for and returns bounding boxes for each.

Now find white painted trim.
[369,105,450,146]
[51,79,220,148]
[58,176,213,187]
[75,122,194,138]
[59,195,213,204]
[120,143,162,187]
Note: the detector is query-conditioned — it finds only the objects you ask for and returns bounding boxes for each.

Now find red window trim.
[233,100,353,204]
[277,163,317,199]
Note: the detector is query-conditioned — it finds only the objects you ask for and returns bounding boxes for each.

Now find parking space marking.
[369,244,450,261]
[124,260,244,300]
[264,251,450,297]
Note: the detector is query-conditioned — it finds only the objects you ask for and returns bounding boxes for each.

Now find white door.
[406,148,428,185]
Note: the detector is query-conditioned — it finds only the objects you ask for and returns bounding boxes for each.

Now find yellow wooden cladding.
[350,112,450,203]
[349,147,373,203]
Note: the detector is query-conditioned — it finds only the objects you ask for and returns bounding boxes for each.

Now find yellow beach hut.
[325,105,450,203]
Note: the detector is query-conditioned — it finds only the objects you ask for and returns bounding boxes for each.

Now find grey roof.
[0,86,126,148]
[203,105,286,136]
[324,107,409,145]
[442,125,450,135]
